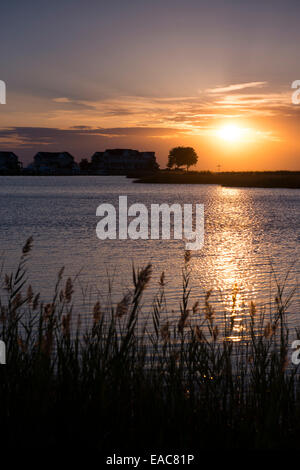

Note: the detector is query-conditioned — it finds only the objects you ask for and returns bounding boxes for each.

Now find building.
[0,152,22,174]
[91,149,158,175]
[27,152,79,175]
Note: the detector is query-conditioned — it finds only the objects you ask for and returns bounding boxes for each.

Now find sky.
[0,0,300,170]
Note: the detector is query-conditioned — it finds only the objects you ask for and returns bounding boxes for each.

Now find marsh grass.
[0,239,300,449]
[134,170,300,188]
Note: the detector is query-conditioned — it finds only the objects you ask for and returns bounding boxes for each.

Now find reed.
[0,238,299,449]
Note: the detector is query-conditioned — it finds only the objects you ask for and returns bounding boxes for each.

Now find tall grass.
[0,238,300,449]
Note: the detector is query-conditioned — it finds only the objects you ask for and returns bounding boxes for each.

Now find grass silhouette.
[0,238,299,449]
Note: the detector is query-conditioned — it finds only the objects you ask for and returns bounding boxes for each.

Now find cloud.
[52,96,96,110]
[0,126,190,165]
[0,126,184,148]
[53,97,71,103]
[206,82,268,94]
[0,84,296,165]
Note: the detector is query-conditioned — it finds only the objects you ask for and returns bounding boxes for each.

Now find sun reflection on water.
[192,185,260,341]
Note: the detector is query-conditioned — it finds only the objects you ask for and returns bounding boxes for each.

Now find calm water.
[0,176,299,337]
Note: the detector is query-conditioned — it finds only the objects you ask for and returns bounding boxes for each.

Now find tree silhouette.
[79,158,91,173]
[167,146,198,171]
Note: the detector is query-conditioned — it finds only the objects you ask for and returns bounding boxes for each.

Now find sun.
[217,124,245,143]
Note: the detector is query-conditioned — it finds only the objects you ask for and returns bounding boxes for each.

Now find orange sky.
[0,1,300,170]
[1,81,299,170]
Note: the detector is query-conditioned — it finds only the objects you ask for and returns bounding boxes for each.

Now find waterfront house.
[27,152,79,175]
[0,151,22,174]
[91,149,158,175]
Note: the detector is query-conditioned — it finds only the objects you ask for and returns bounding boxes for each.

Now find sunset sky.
[0,0,300,170]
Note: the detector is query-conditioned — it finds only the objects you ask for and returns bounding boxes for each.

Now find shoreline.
[1,171,300,189]
[132,170,300,188]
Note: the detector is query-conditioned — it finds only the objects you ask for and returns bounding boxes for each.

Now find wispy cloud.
[53,97,71,103]
[206,82,267,94]
[0,126,184,147]
[52,96,96,110]
[0,83,297,162]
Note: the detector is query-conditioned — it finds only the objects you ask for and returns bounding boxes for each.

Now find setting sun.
[217,124,246,143]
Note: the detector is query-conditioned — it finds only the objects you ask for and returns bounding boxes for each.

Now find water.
[0,175,299,337]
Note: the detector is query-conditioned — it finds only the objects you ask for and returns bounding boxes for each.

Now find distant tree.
[79,158,91,173]
[166,153,176,170]
[167,146,198,171]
